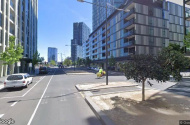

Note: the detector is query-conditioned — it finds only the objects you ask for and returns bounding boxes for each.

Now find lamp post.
[183,0,187,53]
[77,0,129,85]
[65,44,78,71]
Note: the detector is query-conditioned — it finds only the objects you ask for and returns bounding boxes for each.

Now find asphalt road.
[0,68,102,125]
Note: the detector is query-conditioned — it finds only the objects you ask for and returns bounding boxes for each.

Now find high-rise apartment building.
[84,0,190,68]
[48,47,58,63]
[71,22,90,62]
[92,0,124,31]
[0,0,38,77]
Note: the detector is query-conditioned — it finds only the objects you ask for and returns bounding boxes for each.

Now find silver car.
[4,73,33,89]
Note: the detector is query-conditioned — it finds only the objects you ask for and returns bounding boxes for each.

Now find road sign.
[17,62,21,67]
[29,63,32,67]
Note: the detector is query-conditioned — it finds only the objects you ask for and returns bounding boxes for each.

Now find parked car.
[87,67,92,70]
[4,73,33,89]
[39,67,48,74]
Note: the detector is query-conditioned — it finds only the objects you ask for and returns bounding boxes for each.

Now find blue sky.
[38,0,92,61]
[38,0,181,62]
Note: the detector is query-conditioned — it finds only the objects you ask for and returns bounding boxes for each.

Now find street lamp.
[65,44,78,71]
[77,0,129,85]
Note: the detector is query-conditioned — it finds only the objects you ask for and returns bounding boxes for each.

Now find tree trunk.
[142,79,145,101]
[9,64,15,74]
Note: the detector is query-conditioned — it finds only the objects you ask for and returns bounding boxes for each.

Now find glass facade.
[48,47,58,62]
[71,22,90,61]
[92,0,124,31]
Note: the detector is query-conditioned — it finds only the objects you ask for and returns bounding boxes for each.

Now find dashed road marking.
[22,76,46,97]
[11,101,18,107]
[0,114,4,118]
[27,70,56,125]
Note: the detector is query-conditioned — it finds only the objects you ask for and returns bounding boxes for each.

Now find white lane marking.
[0,96,22,100]
[11,101,18,107]
[0,114,4,118]
[22,76,46,97]
[27,70,55,125]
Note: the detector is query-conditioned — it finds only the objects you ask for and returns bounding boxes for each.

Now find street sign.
[17,62,21,67]
[29,63,32,67]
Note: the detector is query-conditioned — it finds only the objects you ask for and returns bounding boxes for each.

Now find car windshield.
[7,75,23,80]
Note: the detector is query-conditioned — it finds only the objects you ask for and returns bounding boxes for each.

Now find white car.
[4,73,33,89]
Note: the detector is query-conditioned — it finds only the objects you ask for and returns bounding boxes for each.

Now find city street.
[0,67,189,125]
[0,68,102,125]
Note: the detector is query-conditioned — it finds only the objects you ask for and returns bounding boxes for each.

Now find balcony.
[124,29,135,38]
[123,18,135,30]
[123,40,135,47]
[123,8,135,20]
[185,0,190,5]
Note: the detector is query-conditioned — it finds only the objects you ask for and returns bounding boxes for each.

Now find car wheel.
[6,88,12,91]
[31,79,33,83]
[25,83,28,88]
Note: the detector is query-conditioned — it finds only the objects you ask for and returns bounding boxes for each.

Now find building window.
[102,53,105,57]
[124,47,128,53]
[149,27,154,36]
[102,46,105,50]
[148,17,153,26]
[148,8,153,16]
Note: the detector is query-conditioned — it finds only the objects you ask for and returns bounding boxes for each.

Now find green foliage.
[85,57,92,67]
[32,51,41,66]
[167,43,185,54]
[63,59,72,66]
[108,55,116,67]
[0,36,23,65]
[159,44,190,81]
[77,58,83,66]
[50,60,56,66]
[120,46,190,101]
[120,54,169,83]
[184,33,190,48]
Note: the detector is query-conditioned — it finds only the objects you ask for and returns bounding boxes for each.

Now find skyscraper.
[71,22,90,62]
[92,0,124,31]
[48,47,58,63]
[0,0,38,77]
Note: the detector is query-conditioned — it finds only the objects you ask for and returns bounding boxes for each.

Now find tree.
[184,33,190,48]
[32,51,41,67]
[50,60,56,66]
[85,57,92,67]
[159,44,190,81]
[120,51,190,101]
[0,36,23,74]
[63,59,72,66]
[108,55,116,67]
[77,58,83,66]
[120,54,170,101]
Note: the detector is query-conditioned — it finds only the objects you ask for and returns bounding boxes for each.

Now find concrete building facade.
[0,0,38,77]
[71,22,90,62]
[84,0,190,68]
[48,47,57,63]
